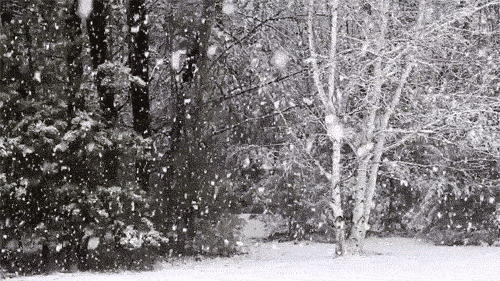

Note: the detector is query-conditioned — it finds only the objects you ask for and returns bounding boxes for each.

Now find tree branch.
[204,69,307,105]
[307,0,334,115]
[212,105,299,136]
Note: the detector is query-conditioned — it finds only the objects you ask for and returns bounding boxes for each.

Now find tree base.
[335,238,365,256]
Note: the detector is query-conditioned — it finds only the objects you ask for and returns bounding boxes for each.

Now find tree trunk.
[170,0,220,150]
[195,0,219,102]
[366,63,413,219]
[66,1,84,120]
[128,0,150,191]
[348,0,420,252]
[88,0,116,122]
[362,0,424,224]
[330,127,345,255]
[307,0,345,256]
[86,0,120,184]
[327,0,345,256]
[349,156,369,253]
[346,0,390,253]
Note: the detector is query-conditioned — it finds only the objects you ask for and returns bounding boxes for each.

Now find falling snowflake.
[171,49,186,71]
[325,115,343,140]
[130,25,140,33]
[87,237,100,250]
[207,45,218,58]
[222,1,236,15]
[78,0,93,19]
[34,71,41,83]
[271,50,290,69]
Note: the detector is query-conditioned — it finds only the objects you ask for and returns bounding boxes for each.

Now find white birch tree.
[307,0,345,255]
[307,0,425,254]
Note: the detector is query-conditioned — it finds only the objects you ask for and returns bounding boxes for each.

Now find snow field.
[10,237,500,281]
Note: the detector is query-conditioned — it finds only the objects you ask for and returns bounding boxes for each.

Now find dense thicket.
[0,0,239,274]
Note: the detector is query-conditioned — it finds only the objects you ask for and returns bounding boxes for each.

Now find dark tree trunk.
[65,0,84,120]
[128,0,150,191]
[88,0,116,122]
[40,243,53,273]
[87,0,119,184]
[170,83,186,152]
[170,0,218,151]
[86,0,120,184]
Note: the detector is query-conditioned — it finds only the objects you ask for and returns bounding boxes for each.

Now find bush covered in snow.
[373,142,500,244]
[0,105,167,273]
[414,185,500,246]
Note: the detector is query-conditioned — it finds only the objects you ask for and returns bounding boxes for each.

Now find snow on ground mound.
[11,237,500,281]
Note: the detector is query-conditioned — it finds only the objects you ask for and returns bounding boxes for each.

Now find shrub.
[0,109,168,273]
[151,138,244,256]
[404,181,500,245]
[370,175,421,235]
[188,213,244,256]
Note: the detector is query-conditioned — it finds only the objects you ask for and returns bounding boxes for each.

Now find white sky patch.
[78,0,93,20]
[222,1,237,15]
[272,50,290,69]
[207,45,218,58]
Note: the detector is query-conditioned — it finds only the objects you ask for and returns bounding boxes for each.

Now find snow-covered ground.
[9,237,500,281]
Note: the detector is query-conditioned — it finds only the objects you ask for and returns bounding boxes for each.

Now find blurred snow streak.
[78,0,93,19]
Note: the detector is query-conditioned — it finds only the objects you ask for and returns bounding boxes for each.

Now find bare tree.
[307,0,426,254]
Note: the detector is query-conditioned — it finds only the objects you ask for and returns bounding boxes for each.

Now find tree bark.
[86,0,120,184]
[307,0,345,256]
[348,0,389,253]
[361,0,425,241]
[66,0,84,120]
[128,0,150,191]
[348,0,424,251]
[170,0,220,150]
[88,0,116,122]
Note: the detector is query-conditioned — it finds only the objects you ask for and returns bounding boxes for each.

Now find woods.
[1,0,500,275]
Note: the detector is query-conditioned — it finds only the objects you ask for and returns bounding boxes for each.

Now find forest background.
[0,0,500,275]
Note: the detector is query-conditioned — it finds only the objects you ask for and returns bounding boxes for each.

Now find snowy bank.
[8,237,500,281]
